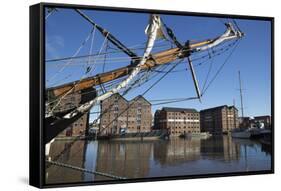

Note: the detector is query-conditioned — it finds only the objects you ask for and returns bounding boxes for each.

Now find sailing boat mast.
[233,98,237,128]
[238,70,244,118]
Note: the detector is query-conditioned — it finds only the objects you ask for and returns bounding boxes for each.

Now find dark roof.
[109,93,128,103]
[239,117,250,119]
[200,105,237,112]
[229,105,238,110]
[162,107,198,113]
[254,115,271,118]
[108,93,151,105]
[130,95,151,105]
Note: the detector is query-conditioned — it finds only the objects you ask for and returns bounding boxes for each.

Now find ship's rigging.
[44,9,244,144]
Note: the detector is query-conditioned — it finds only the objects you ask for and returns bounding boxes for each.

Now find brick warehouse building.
[200,105,238,135]
[154,107,200,137]
[100,93,152,135]
[53,91,90,138]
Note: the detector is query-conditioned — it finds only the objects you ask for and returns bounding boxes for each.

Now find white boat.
[179,132,212,139]
[231,125,271,139]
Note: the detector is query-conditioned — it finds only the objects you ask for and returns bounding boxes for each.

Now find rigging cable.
[201,39,241,95]
[94,67,171,129]
[232,19,242,33]
[49,33,109,114]
[47,37,238,109]
[75,9,137,58]
[100,59,186,131]
[46,18,243,171]
[47,27,95,84]
[50,37,237,109]
[201,48,214,91]
[48,34,239,155]
[46,160,127,180]
[85,25,97,73]
[46,39,237,70]
[99,40,109,93]
[46,42,171,63]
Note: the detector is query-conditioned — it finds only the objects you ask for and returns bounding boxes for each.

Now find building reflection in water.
[200,136,240,162]
[94,141,152,180]
[46,140,88,184]
[153,138,201,166]
[45,136,271,184]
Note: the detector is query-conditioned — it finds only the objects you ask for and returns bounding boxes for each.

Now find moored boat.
[179,132,212,139]
[97,129,170,141]
[231,127,271,139]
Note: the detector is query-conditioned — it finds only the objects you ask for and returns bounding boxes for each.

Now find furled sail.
[63,14,162,119]
[193,23,243,52]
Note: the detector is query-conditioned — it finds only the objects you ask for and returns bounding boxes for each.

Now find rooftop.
[200,105,238,112]
[162,107,198,113]
[108,93,151,105]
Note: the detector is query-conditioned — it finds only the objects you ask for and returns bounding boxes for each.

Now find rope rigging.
[47,26,96,85]
[45,40,171,64]
[85,25,96,74]
[46,38,237,71]
[48,32,109,114]
[45,13,244,121]
[46,160,127,180]
[50,39,239,114]
[50,14,162,120]
[95,58,186,133]
[73,59,179,129]
[232,19,243,35]
[53,35,237,114]
[75,9,138,58]
[46,35,234,69]
[45,11,245,179]
[201,48,214,91]
[46,22,241,114]
[201,39,241,95]
[45,39,170,89]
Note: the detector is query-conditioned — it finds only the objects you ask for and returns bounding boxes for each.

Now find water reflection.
[200,136,240,161]
[45,136,271,184]
[95,141,152,180]
[153,138,201,166]
[46,140,88,184]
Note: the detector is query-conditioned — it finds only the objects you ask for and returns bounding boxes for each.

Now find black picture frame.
[30,2,274,188]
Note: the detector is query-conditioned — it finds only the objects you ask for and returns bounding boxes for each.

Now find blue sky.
[45,7,271,118]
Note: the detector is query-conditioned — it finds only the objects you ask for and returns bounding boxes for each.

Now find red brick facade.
[54,92,90,138]
[200,105,238,135]
[154,107,200,137]
[100,93,152,135]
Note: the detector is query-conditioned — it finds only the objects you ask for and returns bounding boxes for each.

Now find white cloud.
[46,35,65,59]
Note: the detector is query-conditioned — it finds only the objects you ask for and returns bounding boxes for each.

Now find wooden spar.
[47,46,180,98]
[187,57,202,102]
[46,33,235,99]
[76,9,138,58]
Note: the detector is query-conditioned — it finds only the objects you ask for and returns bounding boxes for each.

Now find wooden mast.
[47,20,243,101]
[47,39,213,99]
